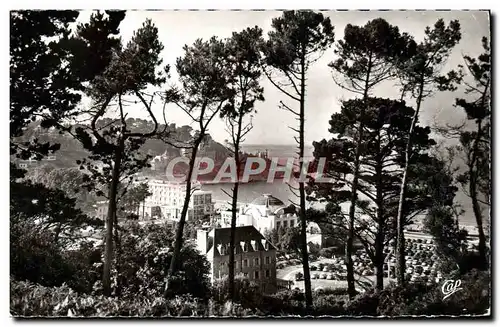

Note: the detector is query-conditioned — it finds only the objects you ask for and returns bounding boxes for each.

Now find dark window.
[254,271,259,279]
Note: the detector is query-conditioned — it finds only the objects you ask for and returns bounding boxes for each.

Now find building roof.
[207,225,276,256]
[212,225,263,243]
[251,194,285,207]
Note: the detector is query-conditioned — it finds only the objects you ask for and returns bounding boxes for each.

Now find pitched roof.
[207,225,276,256]
[213,225,264,244]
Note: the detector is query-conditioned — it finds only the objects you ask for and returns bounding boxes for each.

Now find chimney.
[197,229,209,254]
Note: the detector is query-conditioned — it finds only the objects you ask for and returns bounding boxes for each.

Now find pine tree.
[165,36,233,295]
[263,10,335,307]
[221,26,265,302]
[309,97,435,290]
[329,18,414,297]
[395,19,461,286]
[453,37,491,266]
[70,16,168,296]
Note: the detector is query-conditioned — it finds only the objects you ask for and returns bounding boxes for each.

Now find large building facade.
[94,180,214,222]
[142,179,214,221]
[196,225,278,294]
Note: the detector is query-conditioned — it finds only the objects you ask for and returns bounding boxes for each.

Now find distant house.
[94,201,108,220]
[14,154,57,170]
[219,194,299,231]
[197,225,278,294]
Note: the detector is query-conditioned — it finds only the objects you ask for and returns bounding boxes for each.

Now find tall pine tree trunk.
[299,45,313,308]
[103,138,124,296]
[229,112,243,302]
[346,135,361,298]
[165,138,201,294]
[396,75,424,286]
[470,119,487,265]
[113,210,122,296]
[375,145,384,290]
[375,232,384,290]
[346,54,372,299]
[229,177,240,301]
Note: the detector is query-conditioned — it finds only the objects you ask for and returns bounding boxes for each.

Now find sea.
[200,144,311,206]
[199,144,481,228]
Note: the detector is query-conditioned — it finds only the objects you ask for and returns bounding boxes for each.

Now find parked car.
[320,273,327,279]
[327,274,334,280]
[294,272,304,281]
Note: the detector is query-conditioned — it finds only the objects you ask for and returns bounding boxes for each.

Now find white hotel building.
[142,179,214,221]
[94,179,214,222]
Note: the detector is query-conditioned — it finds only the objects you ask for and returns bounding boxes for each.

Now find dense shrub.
[10,222,101,294]
[403,269,490,316]
[312,294,348,316]
[115,222,211,299]
[10,279,208,317]
[11,270,490,318]
[212,274,262,308]
[345,290,379,316]
[458,252,489,273]
[354,269,490,317]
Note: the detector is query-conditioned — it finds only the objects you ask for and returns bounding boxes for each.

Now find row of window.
[193,195,211,205]
[220,256,272,269]
[248,270,271,279]
[219,242,271,254]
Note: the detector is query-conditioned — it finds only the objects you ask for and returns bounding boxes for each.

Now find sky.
[75,10,490,146]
